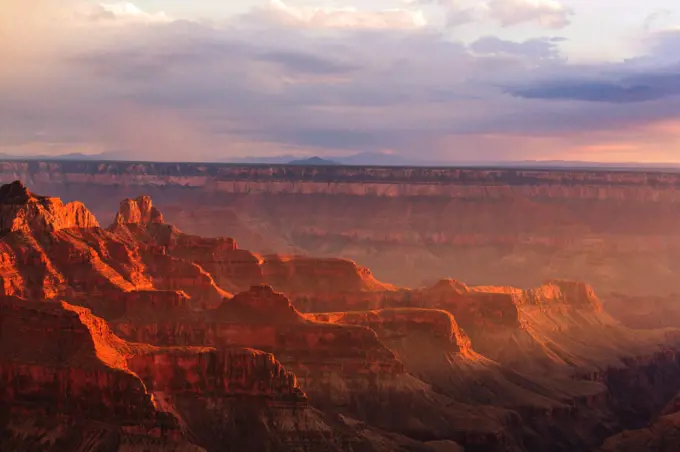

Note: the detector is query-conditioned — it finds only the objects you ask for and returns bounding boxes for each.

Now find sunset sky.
[2,0,680,163]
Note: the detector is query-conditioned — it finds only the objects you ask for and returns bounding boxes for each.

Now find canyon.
[1,164,680,451]
[4,160,680,300]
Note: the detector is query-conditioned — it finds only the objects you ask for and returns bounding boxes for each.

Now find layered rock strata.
[6,160,680,295]
[3,181,680,452]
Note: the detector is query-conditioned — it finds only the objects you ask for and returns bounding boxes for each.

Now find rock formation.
[8,160,680,296]
[115,195,164,226]
[3,180,680,452]
[0,189,229,306]
[103,284,517,450]
[0,180,99,236]
[1,295,455,452]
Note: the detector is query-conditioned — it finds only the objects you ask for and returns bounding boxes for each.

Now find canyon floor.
[3,162,680,451]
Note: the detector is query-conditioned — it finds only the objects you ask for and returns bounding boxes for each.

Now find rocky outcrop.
[8,160,680,295]
[302,279,669,377]
[115,195,164,226]
[104,285,520,450]
[0,296,306,406]
[261,256,394,293]
[0,180,99,236]
[3,296,439,451]
[127,347,305,400]
[0,297,156,424]
[517,280,603,311]
[139,252,230,308]
[306,307,617,451]
[109,197,393,298]
[0,183,231,307]
[6,180,680,451]
[308,308,474,356]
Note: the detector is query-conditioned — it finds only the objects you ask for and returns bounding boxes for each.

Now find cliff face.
[106,285,517,448]
[2,296,444,452]
[6,179,680,452]
[0,180,99,236]
[0,190,231,307]
[109,196,392,297]
[115,196,165,226]
[0,297,155,423]
[6,160,680,295]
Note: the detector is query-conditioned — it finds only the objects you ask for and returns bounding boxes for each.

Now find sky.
[2,0,680,163]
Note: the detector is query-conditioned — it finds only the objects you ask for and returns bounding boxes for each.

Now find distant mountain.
[226,155,300,165]
[2,151,679,171]
[336,152,414,166]
[229,152,419,166]
[287,157,340,166]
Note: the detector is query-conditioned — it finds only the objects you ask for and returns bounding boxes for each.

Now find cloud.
[486,0,573,28]
[83,3,174,24]
[644,9,674,33]
[419,0,572,29]
[470,36,565,59]
[2,1,680,163]
[255,0,428,30]
[505,30,680,103]
[255,50,361,75]
[508,73,680,103]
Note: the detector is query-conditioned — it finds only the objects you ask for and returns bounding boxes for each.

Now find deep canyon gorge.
[3,161,680,451]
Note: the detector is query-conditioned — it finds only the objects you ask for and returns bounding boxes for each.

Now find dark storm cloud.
[508,72,680,103]
[504,29,680,104]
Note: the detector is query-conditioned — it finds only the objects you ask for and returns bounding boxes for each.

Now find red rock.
[0,297,157,424]
[0,184,230,308]
[13,161,680,295]
[115,196,164,226]
[3,296,419,451]
[308,308,474,356]
[101,285,519,448]
[109,196,394,298]
[5,180,680,452]
[261,255,394,293]
[0,180,99,236]
[518,280,603,311]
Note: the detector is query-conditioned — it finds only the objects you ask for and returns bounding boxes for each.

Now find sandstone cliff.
[6,160,680,295]
[115,195,165,226]
[104,284,517,450]
[2,296,452,452]
[4,180,680,452]
[109,195,393,297]
[0,180,98,236]
[0,188,230,306]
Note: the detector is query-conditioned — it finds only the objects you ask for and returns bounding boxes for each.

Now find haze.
[2,0,680,163]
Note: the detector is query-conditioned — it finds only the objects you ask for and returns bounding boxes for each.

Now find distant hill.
[2,151,679,171]
[287,156,340,166]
